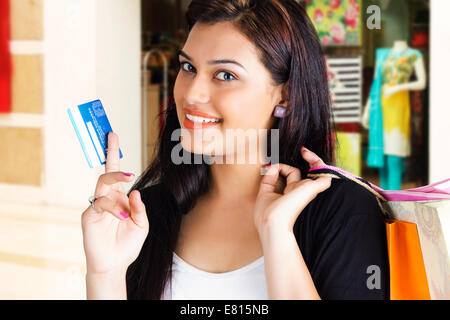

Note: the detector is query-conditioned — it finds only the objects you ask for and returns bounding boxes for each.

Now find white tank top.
[161,252,268,300]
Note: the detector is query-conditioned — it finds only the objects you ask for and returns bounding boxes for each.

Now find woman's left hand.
[254,147,332,236]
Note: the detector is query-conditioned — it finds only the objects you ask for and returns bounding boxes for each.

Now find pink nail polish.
[124,172,134,176]
[120,211,129,219]
[264,164,271,167]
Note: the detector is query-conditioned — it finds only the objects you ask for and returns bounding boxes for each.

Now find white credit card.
[67,99,123,168]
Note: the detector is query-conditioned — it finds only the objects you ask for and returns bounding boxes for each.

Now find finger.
[105,132,120,173]
[89,195,130,220]
[128,190,149,230]
[301,146,326,168]
[277,163,301,186]
[95,171,135,196]
[258,164,280,195]
[283,176,332,213]
[314,176,332,192]
[295,176,331,198]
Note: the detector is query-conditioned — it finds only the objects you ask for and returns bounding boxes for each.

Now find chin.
[180,139,213,156]
[179,128,226,156]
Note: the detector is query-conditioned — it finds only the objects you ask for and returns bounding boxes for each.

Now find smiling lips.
[183,107,223,129]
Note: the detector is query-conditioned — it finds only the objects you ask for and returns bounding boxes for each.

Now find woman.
[82,0,389,300]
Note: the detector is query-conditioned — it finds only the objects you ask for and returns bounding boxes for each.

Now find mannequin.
[362,40,427,190]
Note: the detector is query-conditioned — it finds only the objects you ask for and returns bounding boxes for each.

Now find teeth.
[186,114,221,123]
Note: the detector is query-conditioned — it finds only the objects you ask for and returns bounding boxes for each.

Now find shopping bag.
[384,218,430,299]
[383,200,450,299]
[307,165,450,300]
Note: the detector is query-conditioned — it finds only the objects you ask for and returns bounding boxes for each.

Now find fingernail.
[124,172,134,177]
[265,165,278,175]
[264,164,271,167]
[120,211,129,219]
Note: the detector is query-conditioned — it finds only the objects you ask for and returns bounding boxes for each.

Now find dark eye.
[180,62,195,73]
[216,71,236,81]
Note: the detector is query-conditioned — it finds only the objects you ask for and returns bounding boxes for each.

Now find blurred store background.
[0,0,448,299]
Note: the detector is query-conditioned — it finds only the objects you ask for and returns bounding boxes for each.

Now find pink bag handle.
[307,165,450,202]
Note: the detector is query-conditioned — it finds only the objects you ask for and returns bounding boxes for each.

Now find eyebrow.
[177,49,247,72]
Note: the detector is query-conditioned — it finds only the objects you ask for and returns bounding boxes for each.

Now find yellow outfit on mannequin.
[380,49,422,157]
[381,88,411,157]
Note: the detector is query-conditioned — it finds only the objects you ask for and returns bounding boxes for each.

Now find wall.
[429,0,450,183]
[0,0,44,203]
[44,0,142,207]
[0,0,141,207]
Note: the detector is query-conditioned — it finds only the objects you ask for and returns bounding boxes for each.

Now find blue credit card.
[67,99,123,168]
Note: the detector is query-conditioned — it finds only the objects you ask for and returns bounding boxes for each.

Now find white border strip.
[333,109,362,115]
[86,121,106,163]
[334,117,361,123]
[0,113,44,128]
[67,107,101,168]
[0,183,43,205]
[10,40,44,55]
[327,58,362,64]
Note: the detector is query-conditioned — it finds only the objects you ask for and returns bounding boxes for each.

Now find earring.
[273,105,287,118]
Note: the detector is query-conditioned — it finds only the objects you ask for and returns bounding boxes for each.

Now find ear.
[273,82,289,107]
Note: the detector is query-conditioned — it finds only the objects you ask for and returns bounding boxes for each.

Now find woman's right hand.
[81,132,149,276]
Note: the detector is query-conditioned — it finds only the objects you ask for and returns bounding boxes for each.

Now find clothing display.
[380,48,423,157]
[367,48,390,168]
[366,45,425,190]
[379,154,405,191]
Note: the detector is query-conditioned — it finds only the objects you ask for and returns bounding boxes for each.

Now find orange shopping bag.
[385,219,430,299]
[308,165,450,300]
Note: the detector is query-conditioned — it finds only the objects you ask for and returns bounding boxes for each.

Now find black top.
[140,177,390,300]
[293,178,389,300]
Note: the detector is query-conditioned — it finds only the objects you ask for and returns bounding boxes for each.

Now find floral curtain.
[306,0,361,46]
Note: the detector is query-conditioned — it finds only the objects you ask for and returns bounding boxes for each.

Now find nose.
[183,74,210,105]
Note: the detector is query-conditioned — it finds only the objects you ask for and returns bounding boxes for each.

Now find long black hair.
[126,0,336,299]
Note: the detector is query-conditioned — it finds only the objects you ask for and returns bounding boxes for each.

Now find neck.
[393,40,408,52]
[208,162,265,203]
[206,143,270,203]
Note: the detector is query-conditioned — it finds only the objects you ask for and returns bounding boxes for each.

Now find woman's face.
[174,21,284,163]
